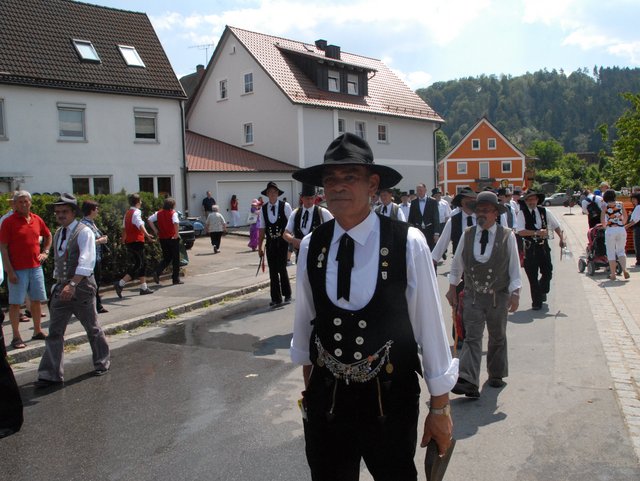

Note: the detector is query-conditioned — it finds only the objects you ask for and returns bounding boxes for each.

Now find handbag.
[247,213,258,224]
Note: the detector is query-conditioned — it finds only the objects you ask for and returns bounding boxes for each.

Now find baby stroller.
[578,224,621,276]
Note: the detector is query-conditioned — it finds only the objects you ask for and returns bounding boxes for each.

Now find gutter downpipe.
[433,122,442,191]
[180,100,189,214]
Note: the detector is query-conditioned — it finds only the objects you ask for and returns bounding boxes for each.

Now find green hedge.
[1,192,166,304]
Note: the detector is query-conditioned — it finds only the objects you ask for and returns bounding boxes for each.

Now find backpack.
[586,196,601,220]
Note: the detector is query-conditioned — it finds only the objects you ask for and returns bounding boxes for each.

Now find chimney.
[315,39,327,51]
[325,44,341,60]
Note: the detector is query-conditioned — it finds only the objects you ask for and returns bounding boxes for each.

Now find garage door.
[217,180,295,226]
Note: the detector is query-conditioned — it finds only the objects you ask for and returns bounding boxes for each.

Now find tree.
[528,139,564,169]
[609,92,640,187]
[435,129,449,160]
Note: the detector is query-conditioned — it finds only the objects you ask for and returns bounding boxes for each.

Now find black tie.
[382,205,387,215]
[58,227,67,251]
[301,210,309,229]
[467,215,473,227]
[271,205,276,216]
[336,234,354,301]
[480,229,489,255]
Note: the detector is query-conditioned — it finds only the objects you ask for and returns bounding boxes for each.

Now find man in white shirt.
[36,194,110,387]
[283,184,333,252]
[399,192,411,221]
[374,188,406,221]
[432,187,452,234]
[291,133,457,479]
[446,191,522,398]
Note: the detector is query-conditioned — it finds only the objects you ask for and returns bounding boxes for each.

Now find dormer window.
[328,70,340,92]
[347,74,358,95]
[118,45,145,67]
[72,39,100,63]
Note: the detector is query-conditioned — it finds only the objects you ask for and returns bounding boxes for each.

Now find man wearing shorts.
[0,190,51,349]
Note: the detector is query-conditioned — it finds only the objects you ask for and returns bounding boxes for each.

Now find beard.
[476,216,487,227]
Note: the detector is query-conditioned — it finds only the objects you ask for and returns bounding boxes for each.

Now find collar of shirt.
[332,211,376,249]
[473,223,497,260]
[58,220,79,251]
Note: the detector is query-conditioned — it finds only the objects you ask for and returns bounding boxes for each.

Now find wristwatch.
[69,280,77,288]
[429,404,451,416]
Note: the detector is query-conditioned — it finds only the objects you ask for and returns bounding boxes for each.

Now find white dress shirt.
[55,220,96,278]
[437,198,452,223]
[291,211,458,396]
[122,207,144,229]
[399,202,411,221]
[376,202,407,222]
[285,205,334,237]
[431,211,476,262]
[515,206,561,232]
[257,200,293,228]
[448,223,522,294]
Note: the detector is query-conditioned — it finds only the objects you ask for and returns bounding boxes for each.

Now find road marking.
[190,267,241,277]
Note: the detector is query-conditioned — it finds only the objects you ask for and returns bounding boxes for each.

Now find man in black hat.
[431,188,477,263]
[374,187,406,221]
[283,184,333,253]
[408,183,441,249]
[516,190,565,310]
[497,188,515,229]
[36,194,110,387]
[258,181,293,306]
[446,191,522,398]
[291,133,457,480]
[432,187,451,235]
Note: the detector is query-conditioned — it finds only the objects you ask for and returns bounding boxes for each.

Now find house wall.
[0,84,185,208]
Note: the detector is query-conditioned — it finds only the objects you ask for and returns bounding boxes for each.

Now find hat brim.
[523,193,546,204]
[261,187,284,196]
[292,162,402,189]
[451,192,477,208]
[468,200,507,215]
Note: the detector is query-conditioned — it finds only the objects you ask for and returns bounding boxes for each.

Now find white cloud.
[522,0,575,26]
[563,27,613,50]
[608,41,640,65]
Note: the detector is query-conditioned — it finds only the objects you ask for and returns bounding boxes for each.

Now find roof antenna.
[189,43,215,64]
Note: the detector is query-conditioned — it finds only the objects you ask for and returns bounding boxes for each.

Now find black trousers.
[124,241,146,278]
[303,370,420,481]
[209,232,223,250]
[523,241,553,307]
[0,311,24,433]
[94,259,104,310]
[265,237,291,303]
[634,226,640,263]
[157,238,180,282]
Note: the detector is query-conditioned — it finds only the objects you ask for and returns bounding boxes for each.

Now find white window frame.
[219,79,228,100]
[488,138,497,150]
[328,70,340,92]
[347,74,358,95]
[72,39,101,63]
[139,176,173,197]
[0,99,7,140]
[355,121,366,139]
[502,160,512,173]
[337,118,345,135]
[479,162,490,179]
[243,122,254,145]
[243,72,254,94]
[72,176,112,195]
[377,123,389,143]
[118,45,145,67]
[134,107,158,143]
[457,162,467,175]
[471,138,480,150]
[57,102,86,141]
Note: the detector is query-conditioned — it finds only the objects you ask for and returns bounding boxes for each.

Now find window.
[488,138,497,150]
[72,39,100,62]
[139,176,172,197]
[243,123,254,144]
[328,70,340,92]
[219,79,228,100]
[457,162,467,175]
[0,99,6,140]
[471,139,480,150]
[347,74,358,95]
[479,162,490,179]
[243,73,253,94]
[502,161,512,173]
[118,45,145,67]
[72,176,111,195]
[355,121,366,139]
[58,103,86,141]
[134,108,158,141]
[456,185,470,194]
[377,124,388,143]
[338,118,345,135]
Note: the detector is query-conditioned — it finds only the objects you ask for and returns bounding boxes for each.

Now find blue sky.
[86,0,640,89]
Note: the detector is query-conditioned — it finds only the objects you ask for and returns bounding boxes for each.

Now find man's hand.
[509,293,519,312]
[59,284,75,301]
[445,285,457,308]
[8,271,18,284]
[258,246,264,258]
[420,412,453,456]
[37,252,48,263]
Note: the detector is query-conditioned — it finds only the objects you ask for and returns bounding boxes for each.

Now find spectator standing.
[148,197,183,285]
[113,193,155,298]
[247,199,260,251]
[80,200,109,313]
[205,205,227,253]
[601,189,629,281]
[626,193,640,267]
[229,195,240,227]
[202,191,216,219]
[35,194,110,387]
[0,190,50,349]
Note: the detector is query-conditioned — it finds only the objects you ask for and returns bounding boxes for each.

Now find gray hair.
[13,190,31,202]
[212,205,219,212]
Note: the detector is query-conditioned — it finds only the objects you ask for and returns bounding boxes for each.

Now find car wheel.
[185,242,194,250]
[578,258,586,273]
[544,201,551,206]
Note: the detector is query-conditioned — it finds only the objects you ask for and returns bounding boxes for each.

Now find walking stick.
[452,305,459,358]
[255,254,264,276]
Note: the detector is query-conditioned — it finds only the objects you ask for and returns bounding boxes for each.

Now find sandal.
[623,271,630,279]
[19,313,30,322]
[31,332,47,341]
[10,338,26,349]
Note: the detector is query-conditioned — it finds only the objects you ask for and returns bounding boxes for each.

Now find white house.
[0,0,187,207]
[185,26,444,224]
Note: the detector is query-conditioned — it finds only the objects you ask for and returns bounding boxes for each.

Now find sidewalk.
[2,228,296,363]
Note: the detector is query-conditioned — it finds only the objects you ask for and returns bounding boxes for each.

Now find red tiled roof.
[0,0,186,99]
[186,131,297,172]
[227,27,443,122]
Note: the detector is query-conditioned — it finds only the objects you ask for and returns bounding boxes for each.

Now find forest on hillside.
[417,67,640,156]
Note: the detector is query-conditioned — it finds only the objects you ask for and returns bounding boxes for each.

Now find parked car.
[187,216,205,236]
[177,213,196,249]
[542,192,569,206]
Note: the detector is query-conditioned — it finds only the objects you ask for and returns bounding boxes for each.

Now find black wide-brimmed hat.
[497,187,512,197]
[261,181,284,196]
[469,191,507,215]
[292,133,402,189]
[431,187,442,196]
[522,189,545,205]
[51,192,78,210]
[300,184,317,197]
[452,187,477,208]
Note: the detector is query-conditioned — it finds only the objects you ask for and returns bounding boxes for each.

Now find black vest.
[521,205,548,231]
[262,201,287,244]
[293,206,324,240]
[306,215,421,383]
[450,212,464,254]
